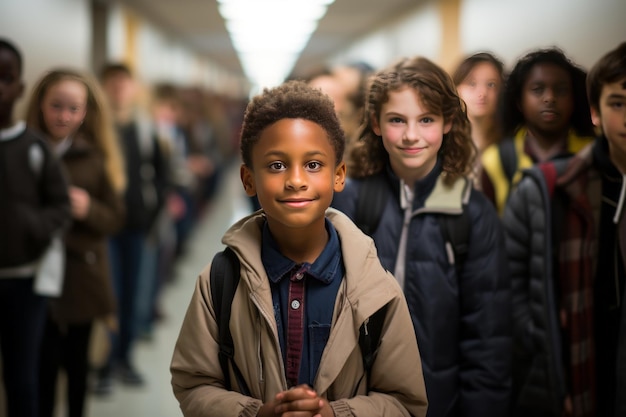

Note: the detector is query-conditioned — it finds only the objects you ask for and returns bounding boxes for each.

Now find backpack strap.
[498,138,517,188]
[439,207,471,277]
[358,304,388,392]
[354,173,388,236]
[209,247,251,396]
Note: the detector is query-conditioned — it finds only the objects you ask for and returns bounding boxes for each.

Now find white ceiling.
[113,0,424,81]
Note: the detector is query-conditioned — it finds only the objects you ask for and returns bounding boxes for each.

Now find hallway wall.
[329,0,626,72]
[0,0,249,119]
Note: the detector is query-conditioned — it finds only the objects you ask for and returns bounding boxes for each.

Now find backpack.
[354,174,470,276]
[209,247,387,395]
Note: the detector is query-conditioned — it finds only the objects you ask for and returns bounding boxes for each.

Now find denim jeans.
[107,230,144,366]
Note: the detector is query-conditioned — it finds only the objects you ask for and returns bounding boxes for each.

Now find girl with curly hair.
[333,56,511,417]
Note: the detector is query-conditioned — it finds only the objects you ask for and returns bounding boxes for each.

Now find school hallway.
[88,159,251,417]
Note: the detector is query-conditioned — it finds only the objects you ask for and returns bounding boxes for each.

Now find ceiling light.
[217,0,335,93]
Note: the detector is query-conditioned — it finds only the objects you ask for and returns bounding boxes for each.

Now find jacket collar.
[261,218,341,285]
[222,209,396,320]
[385,158,470,215]
[0,121,25,142]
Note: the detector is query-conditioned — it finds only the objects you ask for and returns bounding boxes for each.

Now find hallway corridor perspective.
[88,160,251,417]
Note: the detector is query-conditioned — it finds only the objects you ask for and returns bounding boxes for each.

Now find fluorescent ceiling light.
[217,0,335,92]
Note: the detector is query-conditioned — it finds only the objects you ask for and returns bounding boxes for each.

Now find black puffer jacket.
[502,164,566,416]
[333,163,511,417]
[504,139,626,417]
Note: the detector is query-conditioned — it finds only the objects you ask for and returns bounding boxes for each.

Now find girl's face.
[40,79,87,142]
[456,62,501,120]
[372,87,451,186]
[520,62,574,138]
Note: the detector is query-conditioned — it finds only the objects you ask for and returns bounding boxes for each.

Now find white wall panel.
[0,0,91,117]
[460,0,626,69]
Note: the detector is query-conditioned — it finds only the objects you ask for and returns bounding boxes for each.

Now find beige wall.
[0,0,248,119]
[330,0,626,72]
[0,0,92,118]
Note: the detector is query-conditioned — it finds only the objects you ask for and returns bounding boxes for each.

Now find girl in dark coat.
[26,68,125,417]
[332,56,511,417]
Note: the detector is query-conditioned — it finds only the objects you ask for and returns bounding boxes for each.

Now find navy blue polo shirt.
[261,218,344,387]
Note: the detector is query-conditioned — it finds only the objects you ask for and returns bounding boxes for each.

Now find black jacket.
[0,124,71,268]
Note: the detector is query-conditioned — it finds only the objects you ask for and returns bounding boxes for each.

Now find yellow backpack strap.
[567,131,595,153]
[481,143,510,215]
[512,132,534,185]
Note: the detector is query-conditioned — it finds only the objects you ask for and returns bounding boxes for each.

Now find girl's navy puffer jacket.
[332,163,511,417]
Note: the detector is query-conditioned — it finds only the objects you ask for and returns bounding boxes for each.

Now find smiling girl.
[332,56,511,417]
[25,68,125,417]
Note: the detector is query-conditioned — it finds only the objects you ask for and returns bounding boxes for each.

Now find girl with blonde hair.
[25,68,125,417]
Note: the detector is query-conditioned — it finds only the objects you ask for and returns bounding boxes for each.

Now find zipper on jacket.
[256,309,264,384]
[250,292,288,390]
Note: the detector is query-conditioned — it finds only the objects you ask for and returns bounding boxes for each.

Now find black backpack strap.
[358,304,388,392]
[498,138,517,187]
[354,173,388,236]
[440,208,471,277]
[209,247,251,396]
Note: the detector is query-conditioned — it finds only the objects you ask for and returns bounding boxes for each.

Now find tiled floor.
[88,160,252,417]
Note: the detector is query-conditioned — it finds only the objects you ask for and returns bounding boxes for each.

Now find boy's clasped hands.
[257,385,334,417]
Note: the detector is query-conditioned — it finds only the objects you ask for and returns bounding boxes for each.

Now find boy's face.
[0,48,24,123]
[591,79,626,171]
[241,118,346,234]
[101,72,136,110]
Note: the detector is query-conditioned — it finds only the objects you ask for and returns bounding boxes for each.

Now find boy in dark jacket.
[504,42,626,417]
[0,38,71,417]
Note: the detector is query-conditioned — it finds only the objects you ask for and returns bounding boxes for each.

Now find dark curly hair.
[350,56,476,185]
[587,41,626,111]
[240,80,345,168]
[501,47,594,137]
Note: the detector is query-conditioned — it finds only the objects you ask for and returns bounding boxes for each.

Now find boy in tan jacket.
[170,81,427,417]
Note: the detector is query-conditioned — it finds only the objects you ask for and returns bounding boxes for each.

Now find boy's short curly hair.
[587,42,626,111]
[240,80,345,168]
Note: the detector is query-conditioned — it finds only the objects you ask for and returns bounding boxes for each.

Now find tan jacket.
[171,208,428,417]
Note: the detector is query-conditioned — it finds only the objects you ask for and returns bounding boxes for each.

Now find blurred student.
[480,48,595,214]
[170,80,428,417]
[332,61,374,157]
[96,63,167,393]
[332,56,511,417]
[503,41,626,417]
[0,38,71,417]
[26,68,125,417]
[453,52,505,158]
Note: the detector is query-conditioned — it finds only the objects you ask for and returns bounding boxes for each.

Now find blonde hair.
[26,68,126,193]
